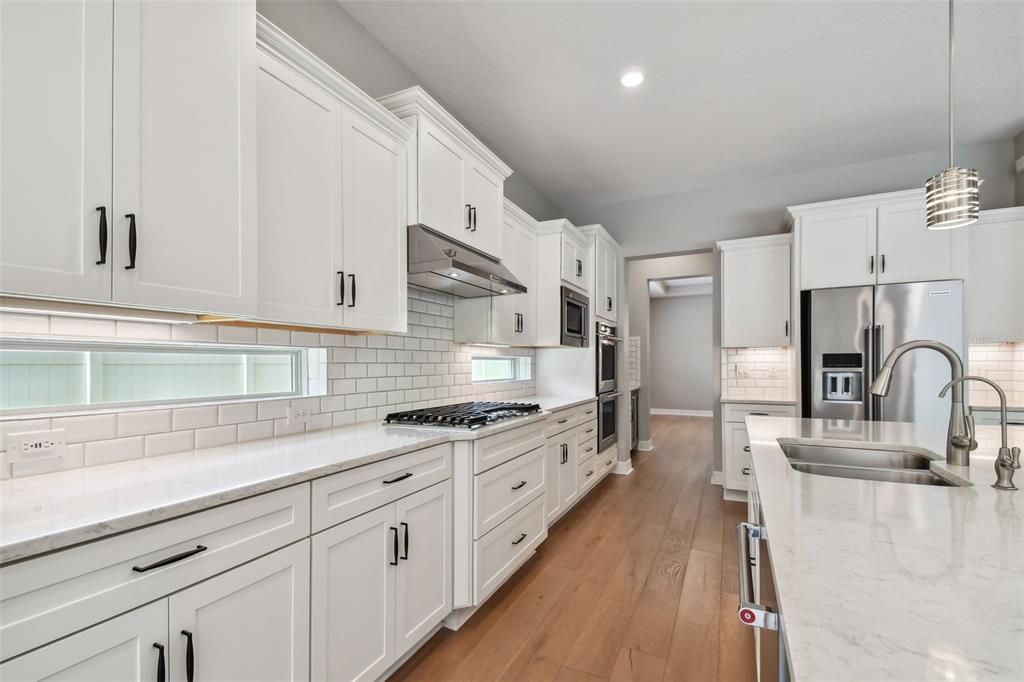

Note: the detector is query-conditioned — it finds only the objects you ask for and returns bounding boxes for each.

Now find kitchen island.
[746,416,1024,681]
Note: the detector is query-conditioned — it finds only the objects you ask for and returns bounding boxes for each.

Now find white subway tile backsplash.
[145,430,195,457]
[53,414,117,443]
[117,410,172,437]
[172,406,218,430]
[969,343,1024,408]
[721,347,795,402]
[3,286,535,477]
[194,425,237,449]
[85,437,144,466]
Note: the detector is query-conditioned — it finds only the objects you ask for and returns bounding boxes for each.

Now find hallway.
[392,415,756,682]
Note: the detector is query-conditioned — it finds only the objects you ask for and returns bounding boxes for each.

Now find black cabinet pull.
[400,522,409,560]
[512,532,527,545]
[560,443,567,464]
[153,643,165,682]
[749,412,769,416]
[389,526,399,565]
[382,472,412,484]
[880,254,886,273]
[124,213,137,269]
[743,445,751,452]
[585,470,594,477]
[511,480,527,490]
[576,259,582,277]
[585,428,594,434]
[785,320,790,337]
[180,630,195,682]
[95,207,108,265]
[585,446,594,453]
[607,296,612,311]
[465,204,472,230]
[470,206,477,231]
[742,467,751,475]
[132,545,207,572]
[348,273,356,307]
[557,418,569,424]
[337,271,345,306]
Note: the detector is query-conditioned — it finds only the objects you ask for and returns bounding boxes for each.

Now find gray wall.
[627,252,716,445]
[1015,129,1024,205]
[257,0,565,221]
[571,139,1018,257]
[649,295,713,413]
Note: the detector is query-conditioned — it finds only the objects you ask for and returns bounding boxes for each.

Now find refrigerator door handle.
[864,325,874,421]
[873,324,885,422]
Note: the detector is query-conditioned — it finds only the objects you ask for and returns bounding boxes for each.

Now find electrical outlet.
[5,428,67,464]
[286,405,311,426]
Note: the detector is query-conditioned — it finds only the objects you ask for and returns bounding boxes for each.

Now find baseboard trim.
[710,470,723,486]
[637,439,654,451]
[723,488,747,503]
[443,604,481,631]
[612,458,634,475]
[651,408,713,418]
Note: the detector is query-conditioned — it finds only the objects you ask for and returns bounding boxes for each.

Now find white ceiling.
[649,275,713,298]
[341,0,1023,212]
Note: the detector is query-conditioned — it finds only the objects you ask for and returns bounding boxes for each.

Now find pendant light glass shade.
[925,166,979,229]
[925,0,980,230]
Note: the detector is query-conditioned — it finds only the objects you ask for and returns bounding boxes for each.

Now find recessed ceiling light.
[449,272,459,278]
[620,69,644,88]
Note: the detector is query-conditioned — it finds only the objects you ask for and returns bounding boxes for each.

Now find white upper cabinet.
[718,234,792,348]
[255,18,409,333]
[586,229,619,323]
[0,0,258,316]
[112,0,257,315]
[560,231,591,294]
[876,197,967,284]
[967,207,1024,342]
[379,87,512,261]
[0,0,113,303]
[791,189,967,291]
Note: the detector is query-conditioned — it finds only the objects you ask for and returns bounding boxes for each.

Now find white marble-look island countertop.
[746,416,1024,681]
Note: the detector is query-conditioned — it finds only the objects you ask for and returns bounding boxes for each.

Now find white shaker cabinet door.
[876,197,967,285]
[0,601,167,682]
[464,157,503,258]
[514,224,537,343]
[798,207,877,290]
[545,439,564,523]
[168,541,310,682]
[394,481,452,658]
[721,240,791,348]
[312,503,397,682]
[0,0,113,302]
[417,117,468,242]
[256,50,344,327]
[112,0,257,315]
[340,106,408,333]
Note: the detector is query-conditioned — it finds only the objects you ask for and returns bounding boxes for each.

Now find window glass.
[471,356,532,383]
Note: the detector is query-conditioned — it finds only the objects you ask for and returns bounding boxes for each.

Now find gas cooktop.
[383,401,541,429]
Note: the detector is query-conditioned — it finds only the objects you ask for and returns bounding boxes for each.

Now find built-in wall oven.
[560,286,589,347]
[595,322,619,394]
[598,391,620,452]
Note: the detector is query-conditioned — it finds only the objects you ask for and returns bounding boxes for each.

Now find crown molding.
[503,198,540,232]
[786,187,923,218]
[256,15,412,143]
[378,86,513,179]
[715,232,791,252]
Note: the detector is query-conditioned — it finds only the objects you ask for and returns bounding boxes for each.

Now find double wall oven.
[596,322,620,452]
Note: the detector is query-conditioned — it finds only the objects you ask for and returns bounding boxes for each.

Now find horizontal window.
[0,339,326,414]
[471,355,532,383]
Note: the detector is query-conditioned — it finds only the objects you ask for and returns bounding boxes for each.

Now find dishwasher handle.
[736,522,778,631]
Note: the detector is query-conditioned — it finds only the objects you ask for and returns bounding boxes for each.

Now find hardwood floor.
[392,415,756,682]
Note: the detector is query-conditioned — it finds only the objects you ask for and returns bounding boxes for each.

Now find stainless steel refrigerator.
[801,280,964,425]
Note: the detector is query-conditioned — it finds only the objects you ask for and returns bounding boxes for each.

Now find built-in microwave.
[560,286,589,347]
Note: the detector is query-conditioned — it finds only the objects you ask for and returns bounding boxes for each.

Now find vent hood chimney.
[407,224,526,298]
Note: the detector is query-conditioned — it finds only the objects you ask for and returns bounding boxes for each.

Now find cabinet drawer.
[577,437,598,464]
[474,421,545,474]
[575,420,598,446]
[544,407,578,437]
[578,457,600,494]
[723,403,796,423]
[474,445,545,539]
[0,485,309,662]
[724,423,753,492]
[312,444,451,533]
[474,494,546,603]
[577,402,597,423]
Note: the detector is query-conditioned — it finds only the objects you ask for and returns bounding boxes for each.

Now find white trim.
[612,459,634,476]
[715,232,791,253]
[786,187,921,217]
[710,470,723,486]
[650,408,713,418]
[637,439,654,451]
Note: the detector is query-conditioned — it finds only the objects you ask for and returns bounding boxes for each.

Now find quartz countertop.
[746,416,1024,681]
[0,393,590,564]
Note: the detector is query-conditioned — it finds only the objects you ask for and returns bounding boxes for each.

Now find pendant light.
[924,0,980,230]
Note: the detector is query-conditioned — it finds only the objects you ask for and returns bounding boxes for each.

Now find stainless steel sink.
[780,443,933,470]
[780,443,958,486]
[788,461,956,486]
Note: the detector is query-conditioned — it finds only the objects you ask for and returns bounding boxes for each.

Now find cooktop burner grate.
[384,401,541,429]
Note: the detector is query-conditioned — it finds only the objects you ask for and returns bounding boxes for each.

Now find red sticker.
[739,608,756,624]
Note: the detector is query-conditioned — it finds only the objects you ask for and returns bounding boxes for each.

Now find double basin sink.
[781,443,960,487]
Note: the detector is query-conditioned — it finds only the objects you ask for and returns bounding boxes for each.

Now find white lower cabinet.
[0,601,167,682]
[545,433,579,524]
[1,542,310,682]
[721,402,797,496]
[311,480,452,681]
[168,541,310,682]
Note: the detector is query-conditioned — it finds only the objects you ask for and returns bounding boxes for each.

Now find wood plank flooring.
[392,415,755,682]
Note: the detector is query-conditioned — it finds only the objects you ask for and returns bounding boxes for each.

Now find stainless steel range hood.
[407,224,526,298]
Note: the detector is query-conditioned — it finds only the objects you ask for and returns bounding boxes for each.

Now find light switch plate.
[5,428,67,464]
